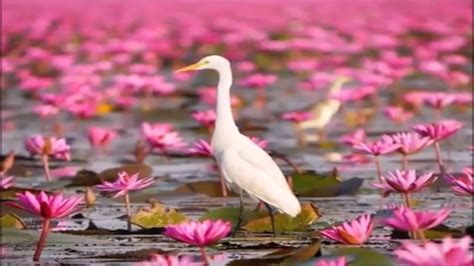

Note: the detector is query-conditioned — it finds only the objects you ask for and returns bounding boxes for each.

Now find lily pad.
[131,203,188,229]
[67,169,101,187]
[291,170,363,197]
[243,203,321,232]
[228,240,321,265]
[98,163,153,182]
[333,247,394,266]
[391,224,465,240]
[201,203,320,232]
[173,180,236,197]
[1,213,26,229]
[1,228,107,245]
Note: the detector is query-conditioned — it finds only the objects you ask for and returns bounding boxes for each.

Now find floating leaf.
[1,228,107,245]
[67,169,101,187]
[201,203,320,232]
[98,163,152,182]
[333,247,394,266]
[243,203,321,232]
[391,224,465,240]
[173,180,236,197]
[131,203,188,229]
[292,170,363,197]
[228,240,321,265]
[1,213,26,229]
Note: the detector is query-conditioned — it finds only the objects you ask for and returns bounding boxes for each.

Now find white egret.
[300,77,349,142]
[176,55,301,236]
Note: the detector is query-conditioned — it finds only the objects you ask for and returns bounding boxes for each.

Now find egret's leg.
[232,190,244,236]
[264,203,276,237]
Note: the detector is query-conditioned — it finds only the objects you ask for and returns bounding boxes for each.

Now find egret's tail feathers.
[278,194,301,217]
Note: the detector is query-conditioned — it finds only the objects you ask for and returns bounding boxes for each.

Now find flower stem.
[199,246,210,266]
[417,230,427,244]
[402,193,412,208]
[374,156,382,182]
[434,142,445,174]
[124,193,132,232]
[41,155,51,182]
[402,154,408,170]
[33,219,50,262]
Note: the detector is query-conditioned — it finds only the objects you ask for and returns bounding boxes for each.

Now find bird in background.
[176,55,302,236]
[300,76,349,143]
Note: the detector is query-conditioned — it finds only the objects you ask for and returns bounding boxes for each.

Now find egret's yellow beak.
[175,61,207,73]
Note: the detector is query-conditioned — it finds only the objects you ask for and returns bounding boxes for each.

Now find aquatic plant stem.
[124,193,132,231]
[402,193,412,208]
[41,155,51,182]
[402,154,408,170]
[33,219,50,261]
[434,142,445,174]
[199,246,210,266]
[374,156,382,182]
[417,230,427,244]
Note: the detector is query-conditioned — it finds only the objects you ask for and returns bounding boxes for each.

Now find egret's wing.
[219,137,300,216]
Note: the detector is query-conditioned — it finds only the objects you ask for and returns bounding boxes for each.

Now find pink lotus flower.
[87,126,118,148]
[394,236,472,266]
[136,254,195,266]
[191,110,217,129]
[9,191,82,219]
[446,170,473,196]
[33,104,59,118]
[412,120,463,142]
[281,111,313,122]
[250,136,268,150]
[24,136,71,181]
[352,136,400,156]
[373,169,436,197]
[97,171,154,231]
[164,220,231,264]
[320,214,374,245]
[340,129,366,146]
[96,171,154,198]
[423,92,457,110]
[0,176,14,190]
[391,132,433,155]
[352,136,400,181]
[187,139,213,157]
[315,257,347,266]
[390,132,433,169]
[383,206,451,234]
[383,106,413,124]
[141,122,186,153]
[239,73,277,89]
[25,136,71,160]
[412,120,463,172]
[8,191,83,261]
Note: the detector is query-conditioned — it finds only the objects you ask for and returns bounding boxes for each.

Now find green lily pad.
[228,240,321,265]
[173,180,236,197]
[131,203,188,229]
[201,203,320,232]
[333,247,394,266]
[1,228,107,245]
[1,213,26,229]
[292,170,363,197]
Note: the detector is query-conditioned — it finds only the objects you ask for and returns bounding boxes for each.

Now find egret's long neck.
[215,66,237,133]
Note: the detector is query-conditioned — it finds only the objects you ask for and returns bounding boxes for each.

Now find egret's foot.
[231,226,241,237]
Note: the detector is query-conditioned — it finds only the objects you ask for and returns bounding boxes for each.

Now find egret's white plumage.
[177,55,301,217]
